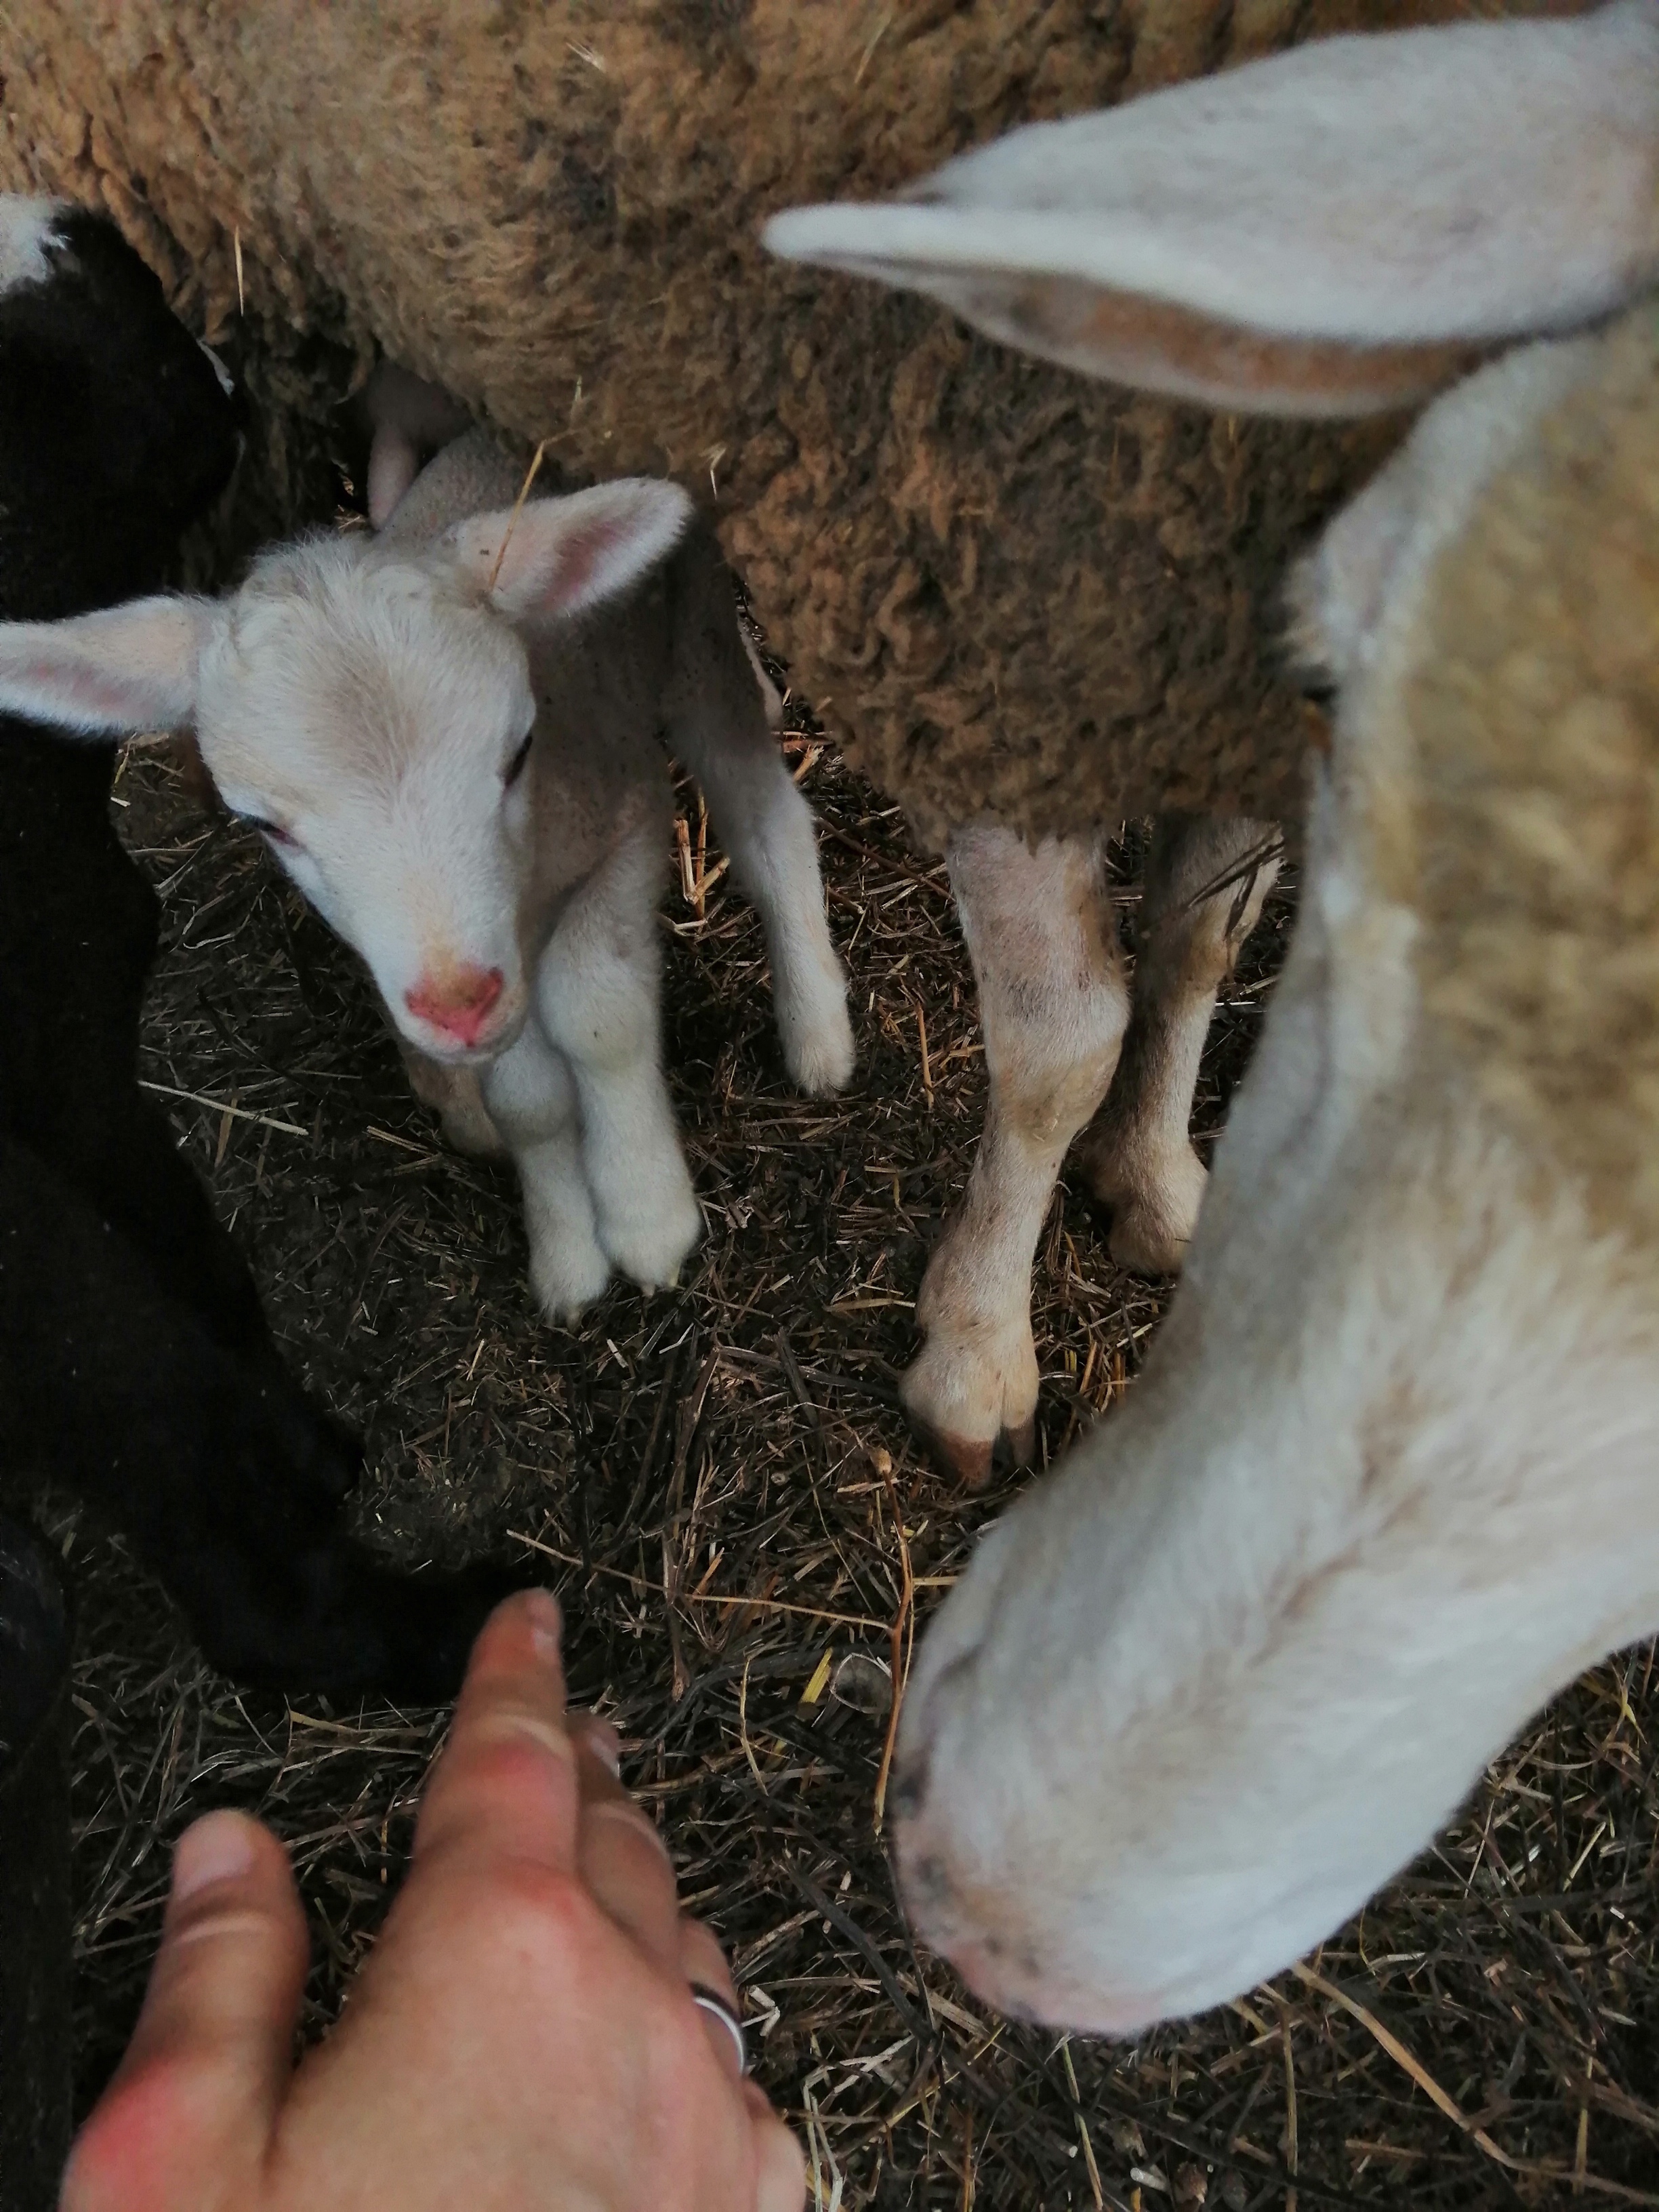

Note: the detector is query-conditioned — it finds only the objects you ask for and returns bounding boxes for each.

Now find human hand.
[64,1589,804,2212]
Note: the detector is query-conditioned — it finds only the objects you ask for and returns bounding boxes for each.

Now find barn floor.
[19,703,1659,2207]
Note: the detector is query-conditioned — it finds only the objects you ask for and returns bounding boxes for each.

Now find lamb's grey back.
[377,428,525,555]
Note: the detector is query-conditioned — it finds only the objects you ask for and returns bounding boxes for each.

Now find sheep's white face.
[893,1103,1659,2033]
[199,547,539,1063]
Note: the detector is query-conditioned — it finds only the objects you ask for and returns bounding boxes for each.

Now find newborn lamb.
[0,424,854,1319]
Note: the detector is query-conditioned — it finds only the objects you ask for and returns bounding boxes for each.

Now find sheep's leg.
[536,823,703,1292]
[480,1019,610,1321]
[1079,814,1280,1275]
[664,588,854,1096]
[398,1040,509,1160]
[902,825,1129,1486]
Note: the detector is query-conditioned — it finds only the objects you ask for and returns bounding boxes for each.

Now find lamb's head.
[0,476,690,1063]
[771,0,1659,2028]
[198,536,539,1056]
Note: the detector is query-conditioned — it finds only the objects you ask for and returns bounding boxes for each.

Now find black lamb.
[0,198,511,1694]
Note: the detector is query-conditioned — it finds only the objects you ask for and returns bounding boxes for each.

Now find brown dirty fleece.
[0,0,1563,847]
[1401,305,1659,1248]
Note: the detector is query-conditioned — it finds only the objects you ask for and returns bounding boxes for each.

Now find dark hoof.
[911,1418,996,1489]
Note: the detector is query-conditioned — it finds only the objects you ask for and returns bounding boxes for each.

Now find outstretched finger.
[571,1723,682,1969]
[62,1811,307,2212]
[414,1589,580,1875]
[747,2087,809,2212]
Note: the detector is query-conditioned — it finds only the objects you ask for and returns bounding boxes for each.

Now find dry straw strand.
[485,436,552,594]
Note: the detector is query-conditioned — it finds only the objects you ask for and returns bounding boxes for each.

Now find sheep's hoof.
[910,1408,1040,1487]
[912,1417,996,1490]
[779,962,857,1097]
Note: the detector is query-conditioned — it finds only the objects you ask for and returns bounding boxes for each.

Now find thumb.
[64,1810,308,2212]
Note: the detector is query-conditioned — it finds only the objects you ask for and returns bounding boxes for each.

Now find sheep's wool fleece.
[1400,305,1659,1246]
[0,0,1558,844]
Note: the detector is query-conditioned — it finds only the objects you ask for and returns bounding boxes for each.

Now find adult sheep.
[0,0,1504,1479]
[770,0,1659,2033]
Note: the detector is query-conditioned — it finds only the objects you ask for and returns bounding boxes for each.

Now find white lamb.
[0,426,853,1319]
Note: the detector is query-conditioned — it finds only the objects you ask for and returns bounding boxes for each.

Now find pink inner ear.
[31,659,136,722]
[538,517,616,612]
[26,657,111,714]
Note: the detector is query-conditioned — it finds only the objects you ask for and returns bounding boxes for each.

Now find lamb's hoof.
[600,1197,703,1297]
[899,1317,1040,1491]
[783,994,857,1098]
[530,1238,613,1324]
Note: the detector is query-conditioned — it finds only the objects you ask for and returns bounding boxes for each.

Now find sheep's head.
[888,325,1659,2030]
[0,477,690,1062]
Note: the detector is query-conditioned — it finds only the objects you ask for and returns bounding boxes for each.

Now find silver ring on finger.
[690,1982,750,2076]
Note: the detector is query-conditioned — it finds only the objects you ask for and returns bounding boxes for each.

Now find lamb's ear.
[764,3,1659,417]
[0,597,211,737]
[447,479,695,623]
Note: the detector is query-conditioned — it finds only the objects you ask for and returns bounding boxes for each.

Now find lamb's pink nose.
[404,964,505,1046]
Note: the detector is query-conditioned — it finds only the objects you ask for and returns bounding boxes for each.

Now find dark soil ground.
[17,689,1659,2209]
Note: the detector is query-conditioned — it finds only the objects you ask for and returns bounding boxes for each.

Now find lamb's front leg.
[901,825,1129,1486]
[536,824,702,1292]
[1080,814,1280,1275]
[479,1020,610,1321]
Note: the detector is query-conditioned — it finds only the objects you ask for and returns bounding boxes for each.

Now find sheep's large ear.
[0,597,211,737]
[764,3,1659,417]
[446,478,694,623]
